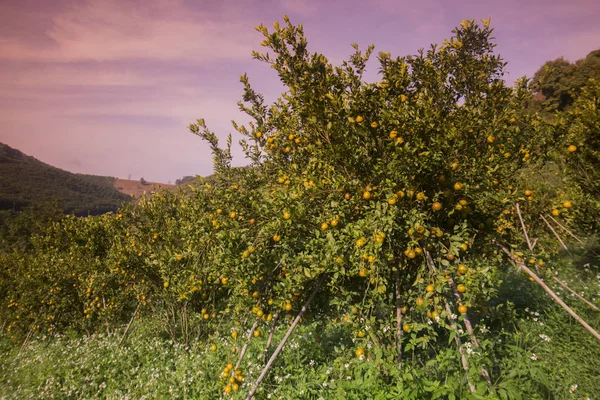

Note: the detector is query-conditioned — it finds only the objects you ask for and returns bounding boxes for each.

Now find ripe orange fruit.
[283,211,292,220]
[229,211,237,219]
[285,303,292,311]
[273,234,281,242]
[457,284,467,293]
[568,145,577,152]
[358,268,369,277]
[249,219,255,224]
[454,182,464,191]
[232,383,239,391]
[405,249,416,259]
[356,237,367,247]
[402,324,411,333]
[416,297,424,307]
[210,344,217,351]
[487,135,495,143]
[460,243,468,252]
[458,305,467,314]
[224,385,232,393]
[357,330,366,338]
[426,284,434,293]
[551,208,559,216]
[363,191,372,200]
[457,265,467,275]
[451,161,459,170]
[524,189,533,196]
[389,130,398,139]
[321,222,329,230]
[446,254,455,261]
[416,192,426,201]
[432,202,442,211]
[231,330,238,339]
[355,347,365,358]
[563,201,573,208]
[221,277,229,285]
[388,197,397,205]
[356,116,364,123]
[370,121,378,128]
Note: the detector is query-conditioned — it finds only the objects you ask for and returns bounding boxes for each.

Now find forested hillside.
[0,143,131,216]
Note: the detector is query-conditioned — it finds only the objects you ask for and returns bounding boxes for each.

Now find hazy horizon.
[1,0,599,183]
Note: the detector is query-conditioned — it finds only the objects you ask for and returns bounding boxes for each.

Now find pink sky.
[1,0,598,182]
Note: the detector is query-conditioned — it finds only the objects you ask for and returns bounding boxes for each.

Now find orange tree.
[185,16,557,389]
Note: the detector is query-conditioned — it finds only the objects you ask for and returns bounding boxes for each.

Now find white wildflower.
[539,334,551,342]
[569,384,578,393]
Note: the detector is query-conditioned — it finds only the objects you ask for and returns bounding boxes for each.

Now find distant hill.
[113,178,174,198]
[0,143,132,216]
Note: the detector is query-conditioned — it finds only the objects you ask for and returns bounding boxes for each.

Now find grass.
[1,249,599,399]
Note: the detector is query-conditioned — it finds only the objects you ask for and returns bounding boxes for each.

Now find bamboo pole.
[516,203,534,251]
[546,214,584,244]
[447,277,493,386]
[234,318,260,372]
[423,248,492,388]
[246,275,325,400]
[552,276,600,312]
[120,302,140,346]
[395,269,403,369]
[540,215,572,256]
[263,313,279,362]
[17,328,34,358]
[444,301,476,393]
[496,242,600,341]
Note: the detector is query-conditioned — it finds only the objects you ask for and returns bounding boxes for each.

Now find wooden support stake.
[263,313,279,362]
[546,214,584,244]
[496,241,600,341]
[540,214,572,256]
[17,329,34,358]
[234,318,261,372]
[552,276,600,312]
[423,247,492,388]
[444,301,476,393]
[120,302,140,346]
[246,275,325,400]
[516,203,534,251]
[395,269,403,369]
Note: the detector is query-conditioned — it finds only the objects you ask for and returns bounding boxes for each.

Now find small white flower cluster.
[464,342,478,356]
[539,334,551,342]
[530,354,538,361]
[479,325,489,334]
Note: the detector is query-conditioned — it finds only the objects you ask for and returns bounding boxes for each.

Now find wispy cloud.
[0,0,255,63]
